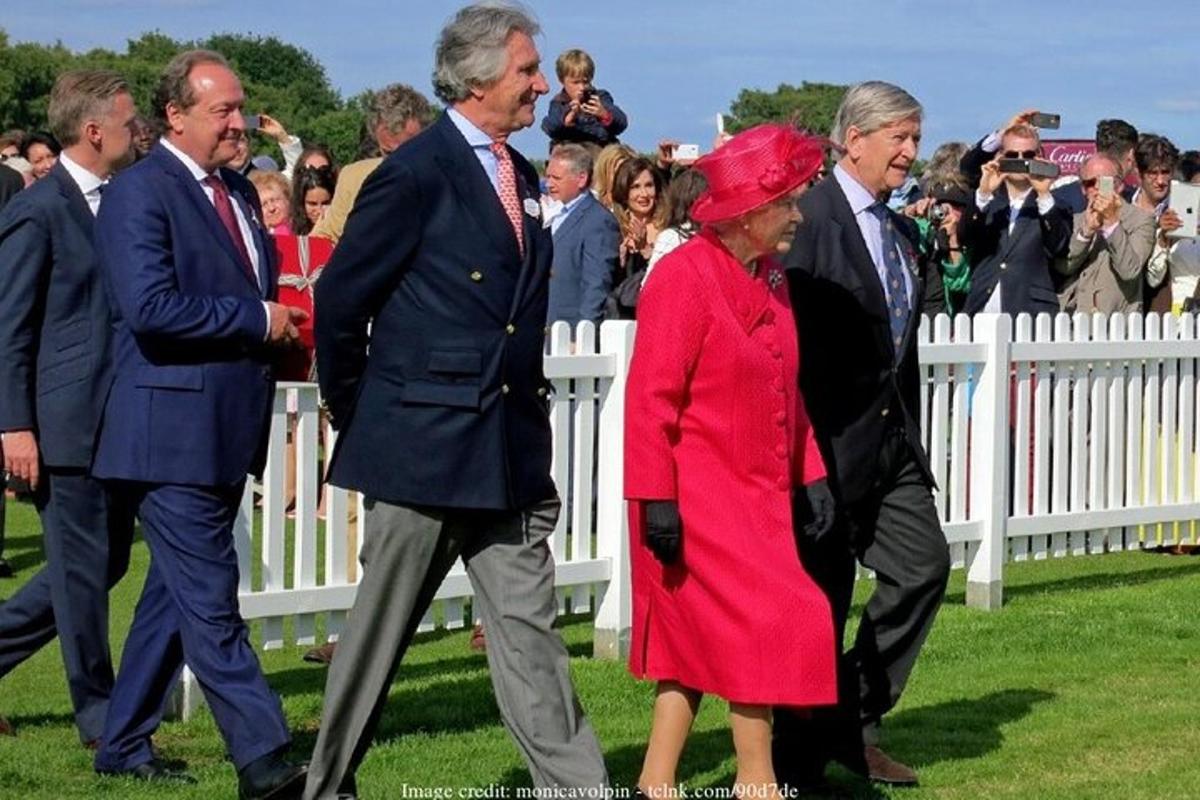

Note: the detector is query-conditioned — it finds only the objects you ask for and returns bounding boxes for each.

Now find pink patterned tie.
[490,141,525,257]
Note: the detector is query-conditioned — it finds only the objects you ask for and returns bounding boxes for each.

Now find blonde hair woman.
[593,142,636,209]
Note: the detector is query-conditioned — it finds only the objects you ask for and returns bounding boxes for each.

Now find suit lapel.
[827,180,889,321]
[507,159,548,321]
[48,163,96,241]
[552,192,591,244]
[223,171,274,298]
[431,115,522,262]
[152,145,261,293]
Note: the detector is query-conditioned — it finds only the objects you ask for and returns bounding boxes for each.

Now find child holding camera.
[541,49,627,149]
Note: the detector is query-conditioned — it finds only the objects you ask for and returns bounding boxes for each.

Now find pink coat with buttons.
[624,229,836,705]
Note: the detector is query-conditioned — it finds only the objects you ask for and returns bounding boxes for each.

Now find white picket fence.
[170,313,1200,716]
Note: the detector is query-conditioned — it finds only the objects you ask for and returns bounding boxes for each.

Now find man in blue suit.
[90,50,308,798]
[545,143,620,327]
[305,5,609,798]
[0,70,138,744]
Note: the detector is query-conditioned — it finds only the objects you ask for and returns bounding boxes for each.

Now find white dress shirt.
[57,152,105,216]
[159,137,271,336]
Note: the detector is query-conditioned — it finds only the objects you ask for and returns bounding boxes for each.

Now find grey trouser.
[304,497,609,799]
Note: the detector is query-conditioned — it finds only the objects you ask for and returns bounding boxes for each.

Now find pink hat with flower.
[689,124,826,224]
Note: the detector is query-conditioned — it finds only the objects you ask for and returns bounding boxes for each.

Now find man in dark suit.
[546,143,620,326]
[0,70,139,744]
[777,81,949,789]
[306,5,609,798]
[0,160,23,583]
[89,50,308,797]
[961,122,1072,316]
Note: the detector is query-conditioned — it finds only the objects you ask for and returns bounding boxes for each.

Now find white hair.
[432,2,540,104]
[830,81,923,146]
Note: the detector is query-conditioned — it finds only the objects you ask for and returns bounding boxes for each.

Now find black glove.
[644,500,682,565]
[797,478,837,545]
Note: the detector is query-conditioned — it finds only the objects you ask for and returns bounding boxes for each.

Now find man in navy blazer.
[306,5,608,797]
[961,123,1072,316]
[89,51,308,797]
[545,143,620,327]
[0,70,138,744]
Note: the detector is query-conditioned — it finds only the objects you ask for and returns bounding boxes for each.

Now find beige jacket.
[310,156,383,245]
[1058,202,1155,313]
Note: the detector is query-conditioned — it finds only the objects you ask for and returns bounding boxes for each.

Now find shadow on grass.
[5,711,78,730]
[943,559,1200,605]
[883,688,1055,768]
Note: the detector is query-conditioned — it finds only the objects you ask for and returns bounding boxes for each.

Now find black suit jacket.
[962,184,1072,316]
[0,161,113,467]
[785,175,932,505]
[315,112,556,511]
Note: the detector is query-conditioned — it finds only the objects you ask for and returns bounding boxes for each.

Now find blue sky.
[7,1,1200,159]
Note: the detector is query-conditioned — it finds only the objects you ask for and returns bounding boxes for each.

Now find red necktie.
[490,142,525,257]
[202,174,257,285]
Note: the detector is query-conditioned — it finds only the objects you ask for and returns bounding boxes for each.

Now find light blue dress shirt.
[550,192,587,236]
[833,164,913,306]
[447,107,501,193]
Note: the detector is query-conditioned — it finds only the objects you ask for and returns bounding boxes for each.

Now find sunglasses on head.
[1003,150,1039,159]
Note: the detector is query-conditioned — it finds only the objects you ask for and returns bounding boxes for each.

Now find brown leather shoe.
[303,642,337,665]
[469,623,486,651]
[863,745,918,786]
[0,716,13,736]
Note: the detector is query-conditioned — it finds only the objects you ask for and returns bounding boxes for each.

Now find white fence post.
[592,321,636,659]
[966,313,1011,609]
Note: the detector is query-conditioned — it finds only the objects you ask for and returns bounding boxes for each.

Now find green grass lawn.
[3,496,1200,799]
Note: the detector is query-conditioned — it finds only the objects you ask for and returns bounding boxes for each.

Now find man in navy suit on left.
[90,50,308,798]
[0,69,138,744]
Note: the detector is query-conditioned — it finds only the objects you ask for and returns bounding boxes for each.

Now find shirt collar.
[559,191,588,217]
[834,163,881,216]
[159,136,214,181]
[447,107,498,151]
[57,151,105,196]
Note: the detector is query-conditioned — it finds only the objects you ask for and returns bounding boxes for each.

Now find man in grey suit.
[305,5,609,798]
[0,69,138,744]
[1057,153,1156,313]
[545,143,619,327]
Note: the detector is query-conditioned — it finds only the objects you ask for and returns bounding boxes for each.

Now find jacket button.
[536,387,547,397]
[501,384,510,394]
[999,262,1007,271]
[764,310,775,324]
[775,411,787,426]
[881,407,890,418]
[775,445,787,459]
[776,477,790,491]
[506,324,516,334]
[470,270,484,282]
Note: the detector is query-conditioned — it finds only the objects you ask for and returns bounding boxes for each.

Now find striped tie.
[872,202,910,355]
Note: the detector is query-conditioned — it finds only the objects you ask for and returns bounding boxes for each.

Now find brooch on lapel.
[523,197,541,219]
[767,269,784,290]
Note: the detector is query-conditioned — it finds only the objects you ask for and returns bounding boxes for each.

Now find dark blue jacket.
[91,143,278,486]
[315,113,557,511]
[541,89,627,147]
[962,185,1072,316]
[547,192,620,327]
[0,162,114,467]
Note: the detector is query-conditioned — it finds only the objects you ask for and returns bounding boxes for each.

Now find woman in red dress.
[624,124,838,799]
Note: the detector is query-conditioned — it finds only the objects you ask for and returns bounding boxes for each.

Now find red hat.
[689,124,825,224]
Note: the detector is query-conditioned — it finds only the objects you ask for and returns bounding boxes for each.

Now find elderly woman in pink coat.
[624,124,838,800]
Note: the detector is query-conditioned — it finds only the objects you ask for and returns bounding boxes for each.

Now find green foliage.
[725,81,849,136]
[0,27,364,163]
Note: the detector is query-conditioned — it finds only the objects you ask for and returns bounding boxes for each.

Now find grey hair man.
[308,82,433,245]
[1057,153,1156,313]
[303,4,609,797]
[777,80,949,790]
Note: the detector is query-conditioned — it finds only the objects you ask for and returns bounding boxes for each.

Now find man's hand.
[903,197,935,219]
[258,113,290,145]
[1002,108,1038,134]
[1094,191,1121,227]
[3,429,40,491]
[1030,167,1055,199]
[266,302,309,345]
[1159,208,1184,244]
[979,159,1005,196]
[1082,202,1102,238]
